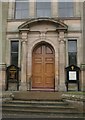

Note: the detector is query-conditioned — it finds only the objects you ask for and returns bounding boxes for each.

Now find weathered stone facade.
[82,1,85,91]
[1,1,85,91]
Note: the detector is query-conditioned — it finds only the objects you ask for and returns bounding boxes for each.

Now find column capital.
[58,38,66,44]
[58,31,66,43]
[21,32,28,42]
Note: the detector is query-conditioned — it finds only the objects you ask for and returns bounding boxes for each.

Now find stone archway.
[19,18,67,91]
[32,42,55,90]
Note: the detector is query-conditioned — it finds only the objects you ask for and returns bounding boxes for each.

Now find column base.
[0,64,6,91]
[81,86,85,91]
[19,83,27,91]
[58,84,66,91]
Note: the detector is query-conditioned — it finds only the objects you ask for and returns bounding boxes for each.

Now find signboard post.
[65,65,80,91]
[6,65,19,91]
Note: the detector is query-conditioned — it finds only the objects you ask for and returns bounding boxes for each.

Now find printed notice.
[69,71,76,80]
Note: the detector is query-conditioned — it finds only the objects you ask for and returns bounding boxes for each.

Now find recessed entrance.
[32,42,55,89]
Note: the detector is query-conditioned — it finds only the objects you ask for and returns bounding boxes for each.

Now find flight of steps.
[2,91,84,118]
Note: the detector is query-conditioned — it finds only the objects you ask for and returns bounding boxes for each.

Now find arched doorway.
[32,42,55,90]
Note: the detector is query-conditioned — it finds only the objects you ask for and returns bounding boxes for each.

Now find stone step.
[2,91,84,118]
[3,103,75,110]
[3,99,75,112]
[2,99,80,115]
[4,100,68,106]
[2,107,81,114]
[2,112,84,118]
[3,107,83,119]
[13,91,62,100]
[2,92,13,103]
[2,100,84,118]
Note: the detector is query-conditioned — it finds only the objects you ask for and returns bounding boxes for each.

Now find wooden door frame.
[32,42,55,91]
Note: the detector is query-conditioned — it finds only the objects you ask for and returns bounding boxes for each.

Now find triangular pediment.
[18,18,68,31]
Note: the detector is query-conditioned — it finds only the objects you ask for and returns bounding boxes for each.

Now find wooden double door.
[32,43,55,89]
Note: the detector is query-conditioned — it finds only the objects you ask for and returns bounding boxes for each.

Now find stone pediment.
[18,18,68,31]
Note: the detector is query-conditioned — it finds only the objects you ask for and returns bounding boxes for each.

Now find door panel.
[44,60,54,88]
[32,58,43,88]
[32,43,55,89]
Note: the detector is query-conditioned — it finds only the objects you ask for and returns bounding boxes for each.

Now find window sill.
[7,17,81,22]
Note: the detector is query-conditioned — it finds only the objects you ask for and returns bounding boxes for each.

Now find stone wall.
[83,2,85,63]
[1,1,84,91]
[1,2,9,91]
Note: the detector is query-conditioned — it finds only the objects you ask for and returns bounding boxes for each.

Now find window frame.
[36,0,51,18]
[58,1,74,18]
[10,41,19,66]
[9,39,21,67]
[68,39,77,66]
[15,0,29,19]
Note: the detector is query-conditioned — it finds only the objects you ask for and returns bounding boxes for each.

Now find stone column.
[81,2,85,91]
[58,31,66,91]
[81,65,85,91]
[1,3,8,91]
[83,2,85,64]
[19,32,28,91]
